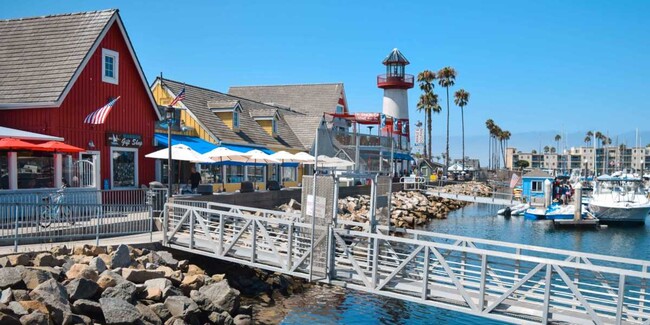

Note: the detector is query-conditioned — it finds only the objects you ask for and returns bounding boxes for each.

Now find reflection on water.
[281,203,650,324]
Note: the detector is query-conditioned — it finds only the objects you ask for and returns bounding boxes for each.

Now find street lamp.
[165,106,174,198]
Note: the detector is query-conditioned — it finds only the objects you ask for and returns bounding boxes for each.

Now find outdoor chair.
[239,181,254,193]
[266,180,281,191]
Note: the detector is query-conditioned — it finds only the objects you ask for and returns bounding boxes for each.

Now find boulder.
[0,257,11,267]
[164,317,188,325]
[19,311,49,325]
[99,297,141,325]
[233,314,252,325]
[12,290,29,302]
[33,253,57,268]
[8,301,28,316]
[146,288,162,301]
[0,288,12,304]
[88,257,107,273]
[179,275,205,296]
[198,281,240,315]
[29,279,71,325]
[164,296,199,319]
[83,245,106,257]
[71,299,103,320]
[96,270,125,291]
[208,311,233,325]
[148,303,171,323]
[7,254,31,267]
[211,274,226,283]
[65,278,98,301]
[62,313,92,325]
[21,268,54,290]
[136,303,163,325]
[18,300,48,314]
[156,251,178,268]
[0,312,21,325]
[122,269,165,283]
[50,246,70,256]
[144,278,172,292]
[0,268,25,289]
[65,264,98,282]
[185,265,204,277]
[101,281,136,303]
[110,245,132,268]
[161,286,182,300]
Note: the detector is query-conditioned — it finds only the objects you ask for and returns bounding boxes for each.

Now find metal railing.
[400,176,426,191]
[163,201,650,324]
[0,202,153,250]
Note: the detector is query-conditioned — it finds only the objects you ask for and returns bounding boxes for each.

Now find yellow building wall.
[152,83,216,144]
[216,112,233,129]
[257,120,273,136]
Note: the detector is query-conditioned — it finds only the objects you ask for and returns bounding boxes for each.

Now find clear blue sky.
[2,0,649,141]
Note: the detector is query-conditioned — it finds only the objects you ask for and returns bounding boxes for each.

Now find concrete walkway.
[0,231,163,255]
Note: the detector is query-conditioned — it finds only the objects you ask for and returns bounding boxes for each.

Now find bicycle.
[40,185,74,228]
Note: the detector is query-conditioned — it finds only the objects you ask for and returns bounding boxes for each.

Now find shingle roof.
[160,78,304,150]
[523,169,553,178]
[228,83,344,148]
[207,100,239,110]
[382,48,410,65]
[249,107,277,119]
[0,9,116,104]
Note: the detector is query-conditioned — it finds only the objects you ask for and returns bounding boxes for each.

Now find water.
[280,203,650,324]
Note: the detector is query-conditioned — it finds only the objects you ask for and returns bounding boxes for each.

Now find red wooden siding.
[0,21,159,187]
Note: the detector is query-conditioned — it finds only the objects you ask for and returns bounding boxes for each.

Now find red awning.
[0,138,42,151]
[36,141,85,153]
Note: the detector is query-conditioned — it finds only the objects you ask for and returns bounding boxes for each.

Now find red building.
[0,10,160,190]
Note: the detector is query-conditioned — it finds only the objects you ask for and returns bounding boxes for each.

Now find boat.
[588,175,650,224]
[497,203,529,216]
[524,203,588,220]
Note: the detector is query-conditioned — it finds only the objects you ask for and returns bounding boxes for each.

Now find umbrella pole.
[221,158,225,192]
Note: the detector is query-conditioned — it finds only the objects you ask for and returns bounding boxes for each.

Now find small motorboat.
[497,203,529,216]
[524,203,589,220]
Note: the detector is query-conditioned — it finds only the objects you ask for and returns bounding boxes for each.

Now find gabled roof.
[228,83,345,148]
[249,107,278,119]
[523,169,553,178]
[158,78,304,150]
[207,100,240,111]
[0,9,160,119]
[382,48,410,65]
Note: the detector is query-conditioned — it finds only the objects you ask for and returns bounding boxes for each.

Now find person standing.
[189,167,201,193]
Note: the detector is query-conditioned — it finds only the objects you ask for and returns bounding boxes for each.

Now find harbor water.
[280,203,650,324]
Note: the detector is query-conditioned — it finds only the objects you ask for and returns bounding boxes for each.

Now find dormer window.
[233,110,240,130]
[102,49,119,84]
[272,118,277,136]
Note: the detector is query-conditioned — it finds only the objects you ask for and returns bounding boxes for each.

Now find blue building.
[522,169,553,202]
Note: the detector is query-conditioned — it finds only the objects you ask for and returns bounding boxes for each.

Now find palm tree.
[485,119,495,169]
[437,66,456,172]
[550,147,556,153]
[554,134,562,153]
[454,89,470,171]
[532,149,538,154]
[500,130,511,165]
[595,131,603,148]
[544,146,550,154]
[584,136,591,146]
[416,70,439,160]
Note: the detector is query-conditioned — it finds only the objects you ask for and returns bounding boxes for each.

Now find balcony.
[377,74,414,89]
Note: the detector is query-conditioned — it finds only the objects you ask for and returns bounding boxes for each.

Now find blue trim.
[393,152,413,160]
[153,133,217,154]
[220,143,274,155]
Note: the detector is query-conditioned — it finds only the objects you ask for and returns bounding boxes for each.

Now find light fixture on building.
[88,140,95,148]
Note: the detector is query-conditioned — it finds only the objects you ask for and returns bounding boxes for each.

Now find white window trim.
[531,180,543,193]
[110,147,138,189]
[102,48,119,85]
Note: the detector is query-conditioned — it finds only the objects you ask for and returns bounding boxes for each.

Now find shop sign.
[107,133,143,148]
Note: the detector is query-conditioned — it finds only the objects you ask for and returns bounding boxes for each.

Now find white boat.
[497,203,529,216]
[588,175,650,224]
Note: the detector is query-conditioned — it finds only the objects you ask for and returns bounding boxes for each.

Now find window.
[226,165,244,183]
[282,166,297,182]
[0,152,7,189]
[102,48,119,84]
[111,148,138,188]
[272,118,277,136]
[233,111,240,129]
[336,105,344,114]
[246,166,264,183]
[17,152,54,189]
[531,180,543,192]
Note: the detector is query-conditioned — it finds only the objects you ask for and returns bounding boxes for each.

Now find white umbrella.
[294,152,315,164]
[145,144,212,163]
[201,147,251,191]
[245,150,280,189]
[316,155,355,169]
[270,151,301,186]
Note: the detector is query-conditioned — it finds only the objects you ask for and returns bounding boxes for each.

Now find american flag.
[169,88,186,107]
[509,173,520,188]
[83,96,120,125]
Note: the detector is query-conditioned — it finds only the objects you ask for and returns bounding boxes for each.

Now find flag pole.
[164,72,174,199]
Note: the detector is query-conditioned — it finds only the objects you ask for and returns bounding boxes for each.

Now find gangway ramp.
[163,201,650,325]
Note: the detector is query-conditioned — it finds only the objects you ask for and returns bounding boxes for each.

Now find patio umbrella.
[293,152,315,164]
[245,149,280,189]
[316,155,355,169]
[36,141,85,153]
[0,138,42,151]
[201,147,251,191]
[146,144,212,193]
[270,151,301,186]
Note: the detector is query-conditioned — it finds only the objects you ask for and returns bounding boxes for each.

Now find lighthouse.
[377,48,414,150]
